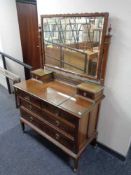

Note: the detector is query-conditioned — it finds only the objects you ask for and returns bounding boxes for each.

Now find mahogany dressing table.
[14,13,111,171]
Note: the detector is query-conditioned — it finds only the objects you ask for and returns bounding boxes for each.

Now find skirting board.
[97,142,126,161]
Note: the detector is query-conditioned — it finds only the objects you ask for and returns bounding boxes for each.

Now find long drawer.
[42,110,75,137]
[20,107,75,151]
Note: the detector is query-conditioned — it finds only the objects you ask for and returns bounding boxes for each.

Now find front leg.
[20,120,25,133]
[14,88,19,108]
[73,158,79,172]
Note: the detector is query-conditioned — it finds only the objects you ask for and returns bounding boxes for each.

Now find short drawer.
[42,110,75,137]
[42,102,77,125]
[77,89,94,99]
[31,71,53,83]
[59,110,78,125]
[43,103,59,115]
[17,89,41,107]
[20,99,42,116]
[20,108,75,151]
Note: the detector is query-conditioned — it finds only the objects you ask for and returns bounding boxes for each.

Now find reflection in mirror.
[42,16,105,77]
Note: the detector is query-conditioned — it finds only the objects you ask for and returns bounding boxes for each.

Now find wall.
[0,0,24,88]
[0,36,7,88]
[37,0,131,156]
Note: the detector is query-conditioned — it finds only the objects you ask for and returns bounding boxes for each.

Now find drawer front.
[20,108,74,151]
[42,110,75,137]
[43,102,77,124]
[77,89,94,99]
[32,74,39,80]
[59,110,78,125]
[20,99,42,116]
[44,103,59,115]
[17,89,41,107]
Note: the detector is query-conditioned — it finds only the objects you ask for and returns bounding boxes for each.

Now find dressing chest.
[14,12,111,171]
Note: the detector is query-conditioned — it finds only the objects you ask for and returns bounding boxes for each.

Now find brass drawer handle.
[24,96,30,101]
[55,133,60,140]
[29,104,32,110]
[55,120,60,127]
[30,116,33,121]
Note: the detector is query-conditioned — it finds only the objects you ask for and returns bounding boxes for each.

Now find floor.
[0,85,130,175]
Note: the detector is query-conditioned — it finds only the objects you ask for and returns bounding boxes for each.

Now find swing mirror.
[41,13,109,80]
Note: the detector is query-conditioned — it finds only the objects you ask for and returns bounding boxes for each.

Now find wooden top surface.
[77,82,103,94]
[14,79,94,117]
[14,79,76,106]
[59,95,94,116]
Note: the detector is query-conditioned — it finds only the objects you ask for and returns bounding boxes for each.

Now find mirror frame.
[40,13,109,82]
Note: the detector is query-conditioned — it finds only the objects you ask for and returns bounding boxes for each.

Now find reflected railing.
[44,40,88,73]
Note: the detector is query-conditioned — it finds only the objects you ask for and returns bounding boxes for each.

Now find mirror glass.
[41,15,106,78]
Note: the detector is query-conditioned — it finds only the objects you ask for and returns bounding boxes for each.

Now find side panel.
[87,104,99,138]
